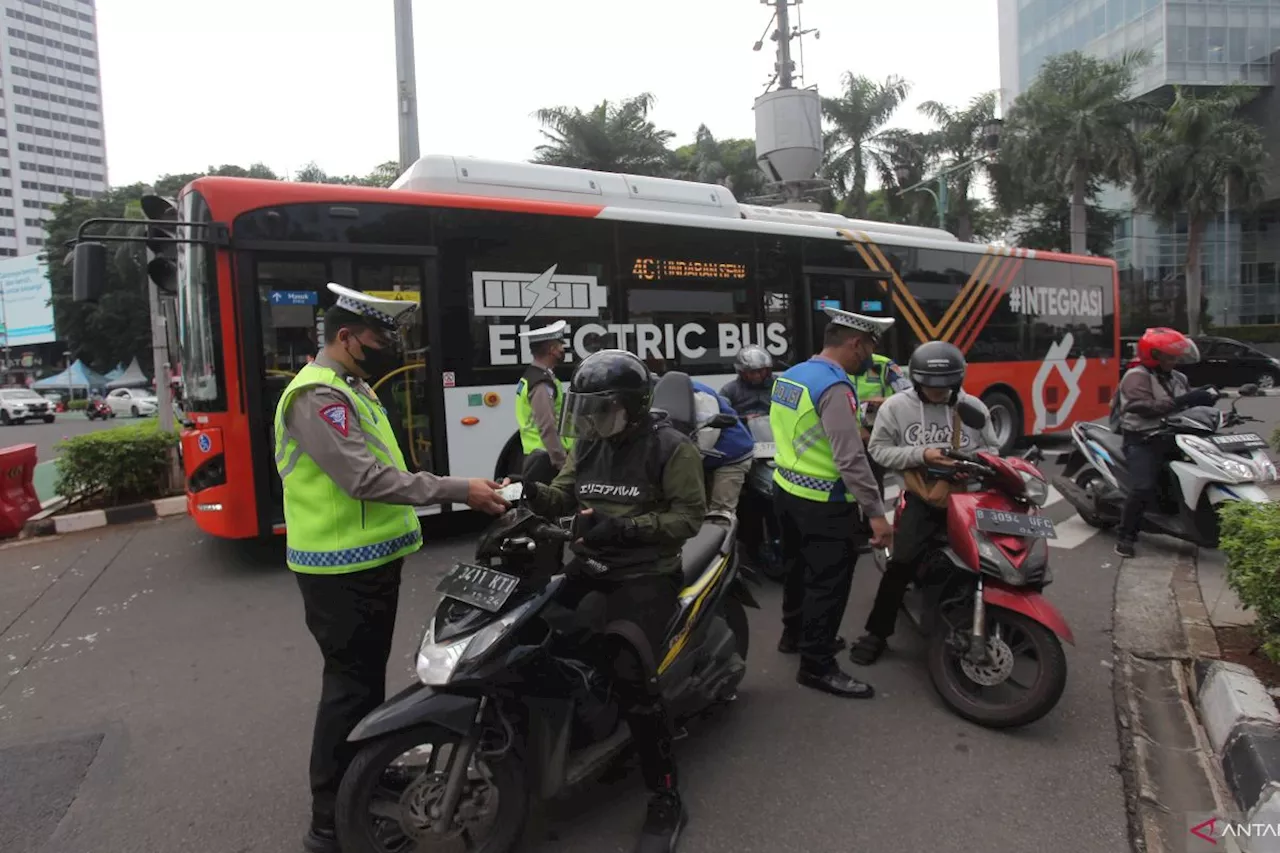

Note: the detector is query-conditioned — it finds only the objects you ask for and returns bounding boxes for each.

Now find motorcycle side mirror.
[706,413,739,430]
[1239,383,1259,397]
[956,398,988,431]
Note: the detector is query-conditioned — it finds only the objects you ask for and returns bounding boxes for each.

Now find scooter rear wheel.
[336,723,527,853]
[1075,469,1116,530]
[927,605,1068,729]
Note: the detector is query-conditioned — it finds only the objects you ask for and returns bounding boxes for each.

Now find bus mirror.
[72,241,107,303]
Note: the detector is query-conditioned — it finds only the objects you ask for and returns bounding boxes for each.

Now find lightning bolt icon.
[522,265,560,321]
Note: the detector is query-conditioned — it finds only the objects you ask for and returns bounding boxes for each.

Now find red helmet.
[1136,327,1199,369]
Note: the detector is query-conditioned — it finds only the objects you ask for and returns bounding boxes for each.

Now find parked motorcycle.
[334,377,759,853]
[85,399,114,421]
[1054,383,1275,549]
[872,399,1073,729]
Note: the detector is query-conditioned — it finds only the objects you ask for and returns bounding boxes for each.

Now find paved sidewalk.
[1198,548,1255,628]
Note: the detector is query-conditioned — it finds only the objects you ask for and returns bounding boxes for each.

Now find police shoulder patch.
[319,402,350,437]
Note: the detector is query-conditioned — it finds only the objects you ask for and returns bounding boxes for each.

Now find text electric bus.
[167,155,1118,539]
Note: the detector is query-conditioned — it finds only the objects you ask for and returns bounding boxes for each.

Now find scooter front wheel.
[926,605,1068,729]
[336,723,527,853]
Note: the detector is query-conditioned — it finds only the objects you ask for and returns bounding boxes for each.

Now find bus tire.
[981,390,1022,455]
[494,431,524,481]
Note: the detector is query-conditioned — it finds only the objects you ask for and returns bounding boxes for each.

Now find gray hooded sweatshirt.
[868,386,1001,471]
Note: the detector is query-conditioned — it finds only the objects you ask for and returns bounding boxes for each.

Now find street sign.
[269,290,318,306]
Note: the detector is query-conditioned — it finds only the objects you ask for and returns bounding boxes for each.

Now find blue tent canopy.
[32,359,109,391]
[102,363,126,382]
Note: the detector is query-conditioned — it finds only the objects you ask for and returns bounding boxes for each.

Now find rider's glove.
[1175,388,1218,408]
[581,513,638,546]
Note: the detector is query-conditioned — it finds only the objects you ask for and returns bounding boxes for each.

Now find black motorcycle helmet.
[908,340,967,401]
[559,349,653,441]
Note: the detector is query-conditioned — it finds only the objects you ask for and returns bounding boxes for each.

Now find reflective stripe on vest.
[515,368,575,455]
[769,358,857,503]
[273,363,423,574]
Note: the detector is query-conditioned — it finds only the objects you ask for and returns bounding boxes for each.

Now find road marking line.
[1047,515,1102,550]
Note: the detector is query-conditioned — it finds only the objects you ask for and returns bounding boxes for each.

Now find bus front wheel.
[981,390,1022,455]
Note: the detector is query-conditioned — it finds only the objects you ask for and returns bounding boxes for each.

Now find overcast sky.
[96,0,1000,186]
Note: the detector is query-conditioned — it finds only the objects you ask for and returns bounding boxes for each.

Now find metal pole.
[394,0,420,173]
[148,279,182,489]
[774,0,793,89]
[936,177,948,229]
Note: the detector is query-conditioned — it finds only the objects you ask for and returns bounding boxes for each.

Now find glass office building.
[998,0,1280,328]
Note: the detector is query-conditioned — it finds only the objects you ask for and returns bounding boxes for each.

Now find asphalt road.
[4,394,1278,853]
[0,452,1131,853]
[0,412,142,463]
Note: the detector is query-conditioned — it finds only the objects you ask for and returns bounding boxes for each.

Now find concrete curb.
[19,495,186,538]
[1194,659,1280,845]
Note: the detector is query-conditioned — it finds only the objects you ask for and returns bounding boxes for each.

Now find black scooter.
[334,373,759,853]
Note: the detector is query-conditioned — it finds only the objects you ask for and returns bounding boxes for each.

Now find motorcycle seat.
[1078,423,1127,463]
[680,522,730,587]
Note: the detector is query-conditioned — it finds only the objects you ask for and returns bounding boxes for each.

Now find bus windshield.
[177,191,223,410]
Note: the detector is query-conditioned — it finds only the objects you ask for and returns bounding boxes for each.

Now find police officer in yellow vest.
[771,306,895,698]
[850,352,912,492]
[275,283,510,853]
[515,320,572,485]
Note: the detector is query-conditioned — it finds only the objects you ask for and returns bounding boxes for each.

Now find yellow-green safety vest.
[515,366,574,456]
[273,363,422,574]
[769,358,859,503]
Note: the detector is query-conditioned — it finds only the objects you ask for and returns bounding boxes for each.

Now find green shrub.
[54,421,179,506]
[67,399,88,411]
[1220,501,1280,662]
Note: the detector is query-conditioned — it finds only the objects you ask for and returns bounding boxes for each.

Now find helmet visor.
[1158,337,1200,365]
[914,370,964,388]
[559,391,629,440]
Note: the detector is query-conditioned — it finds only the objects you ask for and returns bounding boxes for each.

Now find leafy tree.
[671,126,766,198]
[1002,51,1152,255]
[532,93,676,176]
[918,91,1000,242]
[1134,86,1267,335]
[820,73,912,219]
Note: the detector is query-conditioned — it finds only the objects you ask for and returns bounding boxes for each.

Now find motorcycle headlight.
[1181,436,1256,482]
[1251,452,1279,483]
[1019,470,1049,507]
[415,599,534,686]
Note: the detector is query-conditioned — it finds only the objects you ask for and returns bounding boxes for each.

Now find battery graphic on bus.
[472,266,607,320]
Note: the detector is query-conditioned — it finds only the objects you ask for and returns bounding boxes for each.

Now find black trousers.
[736,487,776,565]
[295,558,403,818]
[521,449,558,487]
[1119,435,1168,542]
[865,493,947,639]
[561,572,681,794]
[775,489,859,675]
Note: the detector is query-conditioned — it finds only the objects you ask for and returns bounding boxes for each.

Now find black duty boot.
[1114,538,1135,558]
[634,790,688,853]
[303,812,340,853]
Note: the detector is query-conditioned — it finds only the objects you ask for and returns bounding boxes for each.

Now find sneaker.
[1114,539,1135,558]
[796,666,875,699]
[634,791,688,853]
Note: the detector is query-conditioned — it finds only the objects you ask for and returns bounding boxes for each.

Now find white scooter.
[1054,384,1275,548]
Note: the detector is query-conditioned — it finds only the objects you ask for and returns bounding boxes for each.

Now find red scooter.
[86,398,114,420]
[874,402,1073,729]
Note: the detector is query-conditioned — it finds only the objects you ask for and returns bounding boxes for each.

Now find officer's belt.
[778,467,840,492]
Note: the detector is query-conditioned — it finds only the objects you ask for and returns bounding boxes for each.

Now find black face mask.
[349,339,400,379]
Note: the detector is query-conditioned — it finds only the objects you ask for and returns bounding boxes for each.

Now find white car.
[0,388,55,424]
[106,387,158,417]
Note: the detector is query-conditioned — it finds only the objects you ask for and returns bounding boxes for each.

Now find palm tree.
[1134,86,1267,336]
[821,73,911,219]
[671,125,767,198]
[918,91,1000,241]
[1002,51,1151,255]
[859,130,937,225]
[532,93,675,176]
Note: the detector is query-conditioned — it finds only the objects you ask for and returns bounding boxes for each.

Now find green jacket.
[534,417,706,578]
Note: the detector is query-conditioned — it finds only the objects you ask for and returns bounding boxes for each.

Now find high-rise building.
[997,0,1280,328]
[0,0,107,259]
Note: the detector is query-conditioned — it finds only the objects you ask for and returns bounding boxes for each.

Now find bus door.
[237,246,442,532]
[803,267,900,361]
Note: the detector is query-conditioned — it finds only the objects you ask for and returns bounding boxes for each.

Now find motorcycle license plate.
[1210,432,1268,451]
[436,563,520,613]
[974,509,1057,539]
[753,441,776,460]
